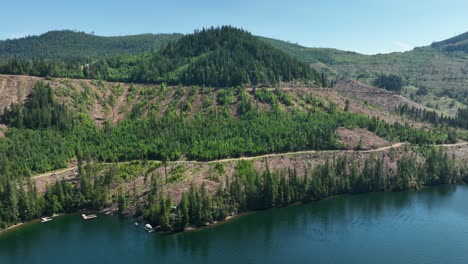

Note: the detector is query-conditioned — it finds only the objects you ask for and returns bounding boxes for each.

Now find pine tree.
[178,192,190,230]
[117,186,127,214]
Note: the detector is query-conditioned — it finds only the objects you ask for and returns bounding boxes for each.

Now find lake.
[1,185,468,264]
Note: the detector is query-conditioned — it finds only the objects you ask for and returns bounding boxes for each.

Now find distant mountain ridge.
[0,30,183,60]
[431,31,468,52]
[261,32,468,110]
[0,27,322,87]
[2,27,468,106]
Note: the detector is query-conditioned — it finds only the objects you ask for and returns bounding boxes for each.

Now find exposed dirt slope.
[332,80,431,128]
[335,80,424,112]
[0,75,42,110]
[0,75,430,129]
[337,128,391,150]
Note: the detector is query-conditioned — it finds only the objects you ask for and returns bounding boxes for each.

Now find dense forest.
[127,26,322,86]
[431,31,468,53]
[0,27,325,87]
[0,30,182,60]
[398,103,468,132]
[373,74,404,93]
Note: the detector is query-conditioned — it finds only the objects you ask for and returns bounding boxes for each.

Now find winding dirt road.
[32,142,468,180]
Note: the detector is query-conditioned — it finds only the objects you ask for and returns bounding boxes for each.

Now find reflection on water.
[0,185,466,264]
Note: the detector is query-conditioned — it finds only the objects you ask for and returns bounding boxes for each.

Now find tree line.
[373,74,404,93]
[0,27,326,88]
[0,157,112,230]
[0,30,182,61]
[141,147,466,232]
[0,124,463,230]
[397,103,468,135]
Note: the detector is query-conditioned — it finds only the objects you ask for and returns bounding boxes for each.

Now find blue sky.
[1,0,467,54]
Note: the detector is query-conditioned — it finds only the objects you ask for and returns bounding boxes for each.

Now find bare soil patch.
[0,75,41,110]
[337,127,391,150]
[335,80,424,112]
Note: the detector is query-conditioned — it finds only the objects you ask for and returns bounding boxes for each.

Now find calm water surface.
[1,185,468,264]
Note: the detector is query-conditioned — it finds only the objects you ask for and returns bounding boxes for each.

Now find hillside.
[431,31,468,52]
[0,74,447,174]
[0,27,467,232]
[0,30,183,60]
[122,26,323,86]
[259,36,362,65]
[0,27,323,87]
[0,75,430,128]
[4,28,468,108]
[0,74,464,232]
[260,34,468,114]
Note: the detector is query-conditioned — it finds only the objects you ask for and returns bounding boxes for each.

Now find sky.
[1,0,468,54]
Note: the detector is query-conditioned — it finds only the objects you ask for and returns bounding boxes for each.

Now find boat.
[135,222,139,226]
[144,224,155,233]
[41,217,53,223]
[81,214,98,220]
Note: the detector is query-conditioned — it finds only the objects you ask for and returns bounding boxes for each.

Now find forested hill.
[0,30,183,60]
[128,26,323,86]
[260,32,468,114]
[431,31,468,52]
[0,27,324,87]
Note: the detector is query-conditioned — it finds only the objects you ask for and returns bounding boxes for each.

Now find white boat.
[135,222,139,226]
[81,214,98,220]
[41,217,52,223]
[145,224,155,233]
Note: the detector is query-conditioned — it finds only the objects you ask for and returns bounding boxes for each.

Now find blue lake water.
[1,185,468,264]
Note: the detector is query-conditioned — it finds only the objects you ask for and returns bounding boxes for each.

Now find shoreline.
[1,222,25,234]
[0,213,66,236]
[0,184,461,236]
[161,184,455,234]
[179,212,253,234]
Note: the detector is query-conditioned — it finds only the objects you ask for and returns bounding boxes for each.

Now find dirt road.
[31,142,468,179]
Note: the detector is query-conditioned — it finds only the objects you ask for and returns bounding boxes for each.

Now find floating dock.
[81,214,97,220]
[145,224,155,233]
[41,217,53,223]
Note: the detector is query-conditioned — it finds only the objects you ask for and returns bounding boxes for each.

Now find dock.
[41,217,53,223]
[145,224,155,233]
[81,214,98,220]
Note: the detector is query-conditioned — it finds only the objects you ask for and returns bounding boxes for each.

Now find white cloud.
[5,32,29,40]
[393,41,413,52]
